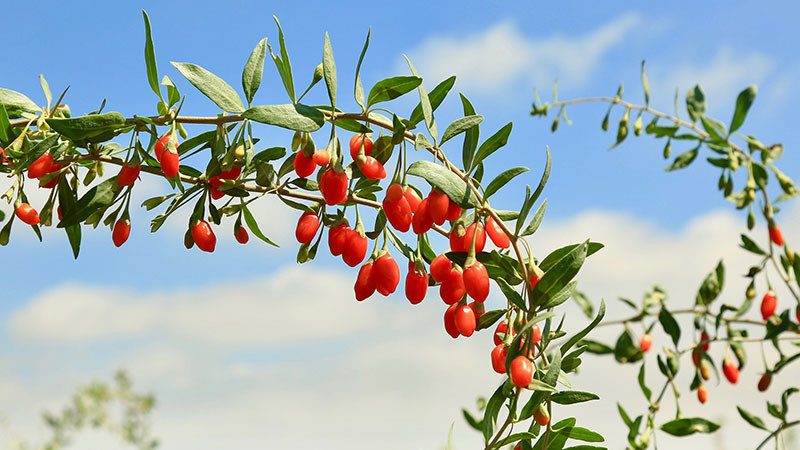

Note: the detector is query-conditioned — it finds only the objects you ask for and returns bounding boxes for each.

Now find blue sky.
[1,1,799,449]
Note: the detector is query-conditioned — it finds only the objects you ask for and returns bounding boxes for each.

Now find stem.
[484,388,521,450]
[755,421,800,450]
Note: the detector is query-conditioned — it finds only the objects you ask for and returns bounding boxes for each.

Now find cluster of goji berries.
[285,133,557,385]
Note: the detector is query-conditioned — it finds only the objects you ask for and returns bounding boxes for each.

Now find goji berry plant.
[0,11,798,450]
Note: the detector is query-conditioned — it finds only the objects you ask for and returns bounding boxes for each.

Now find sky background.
[1,1,799,449]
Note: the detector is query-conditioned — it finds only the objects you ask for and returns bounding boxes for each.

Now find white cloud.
[3,203,800,449]
[405,13,641,94]
[8,265,377,346]
[656,47,774,111]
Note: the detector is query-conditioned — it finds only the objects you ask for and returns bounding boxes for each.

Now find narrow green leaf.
[572,290,594,318]
[740,234,766,255]
[322,32,336,107]
[476,309,505,331]
[551,391,599,405]
[497,278,527,311]
[530,147,551,205]
[637,363,652,401]
[482,383,507,443]
[440,115,483,145]
[665,147,699,172]
[243,205,279,247]
[354,28,371,110]
[561,300,606,355]
[730,85,757,133]
[57,178,81,259]
[701,117,727,141]
[142,10,162,100]
[403,55,436,141]
[532,240,587,308]
[641,60,650,105]
[242,38,268,106]
[737,406,769,431]
[459,93,480,170]
[484,167,528,200]
[660,417,720,436]
[521,199,547,237]
[171,62,244,113]
[540,242,603,272]
[408,76,456,128]
[268,16,296,102]
[366,76,422,108]
[472,122,512,169]
[38,75,52,109]
[242,104,324,132]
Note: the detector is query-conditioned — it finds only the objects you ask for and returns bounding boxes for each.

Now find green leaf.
[476,309,505,331]
[660,417,720,436]
[471,122,512,170]
[57,178,81,259]
[483,167,528,200]
[242,38,268,106]
[142,10,161,100]
[737,406,769,431]
[740,234,766,255]
[561,300,606,353]
[482,383,507,443]
[46,112,127,141]
[322,32,336,107]
[530,146,551,205]
[580,339,613,355]
[572,290,594,318]
[637,363,652,401]
[58,177,121,228]
[540,280,577,310]
[242,205,278,247]
[497,278,527,311]
[697,260,724,305]
[403,56,436,141]
[38,75,52,109]
[0,104,11,144]
[659,307,681,347]
[268,16,295,102]
[408,76,456,128]
[551,391,599,405]
[540,242,603,273]
[614,330,644,364]
[520,199,546,237]
[730,85,757,133]
[701,117,727,141]
[459,93,480,170]
[161,75,180,106]
[353,28,371,110]
[532,240,587,308]
[559,427,604,443]
[406,160,478,207]
[686,85,706,122]
[641,60,650,105]
[0,88,39,118]
[366,76,422,108]
[495,432,537,447]
[440,115,483,145]
[242,104,324,132]
[171,62,244,113]
[665,147,698,171]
